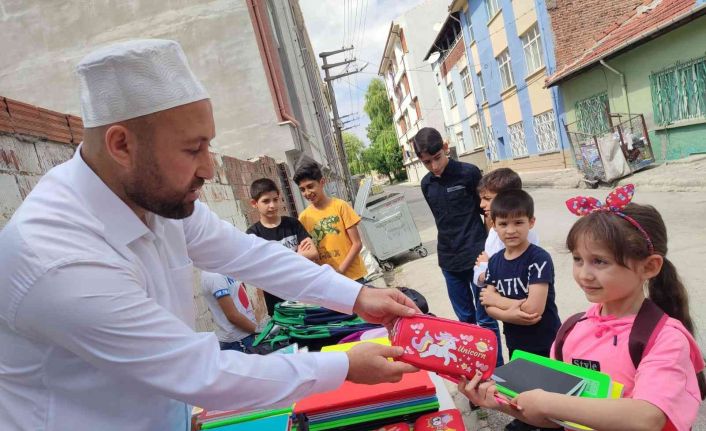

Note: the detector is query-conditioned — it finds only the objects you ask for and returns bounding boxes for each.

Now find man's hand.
[346,343,418,384]
[352,286,419,326]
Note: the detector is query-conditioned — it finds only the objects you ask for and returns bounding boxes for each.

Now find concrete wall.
[558,15,706,161]
[0,0,298,163]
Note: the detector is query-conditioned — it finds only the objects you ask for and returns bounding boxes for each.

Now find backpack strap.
[629,298,668,368]
[553,312,586,362]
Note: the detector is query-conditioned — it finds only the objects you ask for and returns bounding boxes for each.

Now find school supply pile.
[492,350,623,430]
[390,315,498,382]
[373,408,466,431]
[293,338,440,431]
[251,301,381,352]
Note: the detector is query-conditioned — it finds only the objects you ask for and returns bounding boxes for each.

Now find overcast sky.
[299,0,427,145]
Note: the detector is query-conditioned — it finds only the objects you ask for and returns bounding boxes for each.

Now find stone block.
[0,173,23,226]
[35,140,76,172]
[0,134,42,174]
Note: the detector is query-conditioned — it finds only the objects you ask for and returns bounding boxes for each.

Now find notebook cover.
[294,370,435,415]
[307,395,437,423]
[306,400,439,431]
[511,350,614,399]
[200,408,292,429]
[390,315,497,381]
[320,337,390,352]
[413,409,465,431]
[493,358,586,398]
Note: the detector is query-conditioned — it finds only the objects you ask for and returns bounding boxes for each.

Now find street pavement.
[377,183,706,430]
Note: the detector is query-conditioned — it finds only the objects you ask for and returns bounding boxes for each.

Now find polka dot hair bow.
[565,184,635,216]
[565,184,654,254]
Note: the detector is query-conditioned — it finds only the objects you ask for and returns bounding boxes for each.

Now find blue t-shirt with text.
[485,244,560,354]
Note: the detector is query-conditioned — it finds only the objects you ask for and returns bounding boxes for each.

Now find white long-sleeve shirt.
[0,148,361,430]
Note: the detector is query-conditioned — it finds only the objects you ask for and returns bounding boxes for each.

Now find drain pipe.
[600,59,632,120]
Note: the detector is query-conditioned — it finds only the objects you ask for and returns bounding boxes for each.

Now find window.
[456,131,466,154]
[508,121,528,157]
[650,55,706,125]
[533,110,559,152]
[447,82,457,107]
[471,124,484,149]
[485,0,501,19]
[522,24,545,75]
[575,92,610,135]
[461,67,473,96]
[404,111,411,131]
[486,126,498,161]
[497,49,514,91]
[466,8,475,43]
[477,72,487,102]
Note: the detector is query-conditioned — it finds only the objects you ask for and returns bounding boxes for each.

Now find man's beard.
[125,149,203,219]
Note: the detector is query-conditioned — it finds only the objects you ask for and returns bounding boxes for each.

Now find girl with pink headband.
[459,184,705,430]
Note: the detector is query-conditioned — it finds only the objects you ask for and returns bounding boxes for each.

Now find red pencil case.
[390,315,497,381]
[372,423,411,431]
[414,409,465,431]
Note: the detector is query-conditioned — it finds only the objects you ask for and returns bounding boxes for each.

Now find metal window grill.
[649,56,706,125]
[575,92,610,136]
[485,126,499,161]
[508,122,528,157]
[533,110,559,153]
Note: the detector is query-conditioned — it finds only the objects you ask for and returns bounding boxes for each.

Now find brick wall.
[0,96,297,333]
[440,36,466,78]
[547,0,645,73]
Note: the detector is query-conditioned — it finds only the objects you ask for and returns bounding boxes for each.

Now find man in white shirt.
[200,272,257,351]
[0,39,418,430]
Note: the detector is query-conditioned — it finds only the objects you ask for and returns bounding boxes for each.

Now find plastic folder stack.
[492,350,624,430]
[197,407,293,431]
[293,339,440,431]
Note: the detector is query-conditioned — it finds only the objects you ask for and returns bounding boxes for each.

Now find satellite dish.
[426,51,441,64]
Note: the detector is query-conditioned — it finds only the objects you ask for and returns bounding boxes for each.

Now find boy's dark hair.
[293,160,323,184]
[490,189,534,221]
[478,168,522,194]
[412,127,444,157]
[250,178,280,201]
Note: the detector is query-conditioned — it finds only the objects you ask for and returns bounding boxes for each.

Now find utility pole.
[320,46,360,202]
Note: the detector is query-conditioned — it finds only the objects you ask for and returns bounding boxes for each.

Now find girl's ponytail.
[648,257,706,399]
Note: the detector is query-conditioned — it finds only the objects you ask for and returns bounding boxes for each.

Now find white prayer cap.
[77,39,209,128]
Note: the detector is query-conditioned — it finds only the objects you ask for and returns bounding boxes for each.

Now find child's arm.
[297,237,319,261]
[458,375,666,431]
[485,301,541,326]
[338,224,363,275]
[216,297,257,333]
[519,282,548,316]
[479,285,520,310]
[514,390,666,431]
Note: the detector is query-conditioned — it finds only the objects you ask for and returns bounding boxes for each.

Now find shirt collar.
[430,158,458,182]
[71,146,152,245]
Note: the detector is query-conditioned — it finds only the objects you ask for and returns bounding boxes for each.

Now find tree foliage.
[342,132,369,175]
[362,79,407,182]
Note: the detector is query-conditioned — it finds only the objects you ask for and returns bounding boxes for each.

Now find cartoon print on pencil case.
[411,331,459,366]
[427,412,456,431]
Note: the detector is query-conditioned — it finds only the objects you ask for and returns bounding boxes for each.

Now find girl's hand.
[457,371,502,409]
[513,389,558,428]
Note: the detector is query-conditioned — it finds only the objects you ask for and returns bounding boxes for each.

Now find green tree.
[363,79,407,183]
[342,132,369,175]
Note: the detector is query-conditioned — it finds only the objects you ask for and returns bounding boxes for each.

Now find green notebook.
[200,407,293,430]
[510,350,615,399]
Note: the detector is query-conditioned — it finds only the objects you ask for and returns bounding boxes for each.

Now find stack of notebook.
[293,339,440,431]
[197,407,293,431]
[492,350,623,430]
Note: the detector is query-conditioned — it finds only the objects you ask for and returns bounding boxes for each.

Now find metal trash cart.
[353,178,427,272]
[566,113,655,187]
